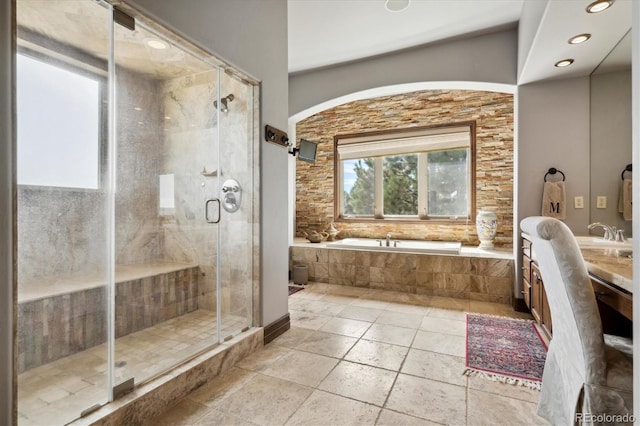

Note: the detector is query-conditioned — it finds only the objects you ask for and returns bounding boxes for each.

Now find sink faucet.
[386,232,391,247]
[588,222,616,241]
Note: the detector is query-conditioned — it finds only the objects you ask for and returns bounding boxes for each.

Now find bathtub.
[327,238,462,254]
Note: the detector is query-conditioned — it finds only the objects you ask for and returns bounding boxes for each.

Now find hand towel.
[618,178,632,221]
[541,181,566,220]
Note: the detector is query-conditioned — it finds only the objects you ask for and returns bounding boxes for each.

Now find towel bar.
[543,167,565,182]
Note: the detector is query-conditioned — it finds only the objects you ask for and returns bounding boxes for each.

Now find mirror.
[590,30,632,237]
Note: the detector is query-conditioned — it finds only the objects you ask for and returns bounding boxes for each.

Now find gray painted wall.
[289,28,518,116]
[0,0,14,422]
[518,77,591,234]
[126,0,289,327]
[517,76,591,298]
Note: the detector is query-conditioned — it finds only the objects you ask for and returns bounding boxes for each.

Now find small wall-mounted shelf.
[201,167,217,177]
[265,124,289,147]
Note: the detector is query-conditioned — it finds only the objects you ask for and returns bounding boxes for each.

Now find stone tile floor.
[147,283,550,425]
[18,311,247,426]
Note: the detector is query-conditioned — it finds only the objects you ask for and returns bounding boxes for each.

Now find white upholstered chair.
[520,216,633,425]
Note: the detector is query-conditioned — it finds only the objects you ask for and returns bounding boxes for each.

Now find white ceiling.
[288,0,632,84]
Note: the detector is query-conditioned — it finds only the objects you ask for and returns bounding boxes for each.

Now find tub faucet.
[386,233,391,247]
[588,222,616,241]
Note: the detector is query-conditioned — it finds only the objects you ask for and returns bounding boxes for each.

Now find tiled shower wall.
[290,246,514,305]
[17,67,164,284]
[295,90,514,247]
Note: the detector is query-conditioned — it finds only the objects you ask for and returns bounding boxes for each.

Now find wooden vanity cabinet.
[522,236,552,341]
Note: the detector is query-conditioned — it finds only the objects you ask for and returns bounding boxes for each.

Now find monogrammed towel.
[618,178,632,221]
[542,181,566,220]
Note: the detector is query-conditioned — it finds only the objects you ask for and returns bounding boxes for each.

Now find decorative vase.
[326,222,339,241]
[476,210,498,249]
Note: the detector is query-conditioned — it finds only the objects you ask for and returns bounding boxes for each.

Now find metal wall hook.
[621,164,632,180]
[544,167,565,182]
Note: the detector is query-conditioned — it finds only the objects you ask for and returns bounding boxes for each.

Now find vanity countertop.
[580,247,632,294]
[522,232,633,295]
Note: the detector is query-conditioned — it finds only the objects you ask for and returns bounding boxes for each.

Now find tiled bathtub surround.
[18,265,199,373]
[295,89,514,247]
[291,242,514,304]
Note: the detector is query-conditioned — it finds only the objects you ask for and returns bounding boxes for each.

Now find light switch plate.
[596,196,607,209]
[574,196,584,209]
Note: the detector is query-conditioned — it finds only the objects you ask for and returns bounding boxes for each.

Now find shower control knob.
[232,186,239,192]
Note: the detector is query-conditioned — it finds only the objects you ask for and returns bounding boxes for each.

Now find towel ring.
[544,167,565,182]
[621,164,632,181]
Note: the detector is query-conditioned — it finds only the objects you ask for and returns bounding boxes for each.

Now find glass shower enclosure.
[15,1,258,424]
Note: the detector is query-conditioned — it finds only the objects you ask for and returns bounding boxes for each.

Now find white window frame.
[335,123,475,222]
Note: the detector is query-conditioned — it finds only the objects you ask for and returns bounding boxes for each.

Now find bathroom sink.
[574,235,632,250]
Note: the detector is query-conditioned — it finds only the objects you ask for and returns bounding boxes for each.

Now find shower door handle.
[205,198,221,223]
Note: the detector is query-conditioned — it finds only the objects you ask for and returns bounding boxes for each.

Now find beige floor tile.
[285,390,380,426]
[376,409,440,425]
[386,374,466,425]
[318,361,397,406]
[189,367,257,406]
[375,311,424,329]
[235,344,292,372]
[419,316,466,336]
[261,349,339,387]
[425,296,469,311]
[401,348,467,387]
[289,309,332,330]
[320,294,359,305]
[467,375,540,404]
[469,300,533,319]
[212,374,312,426]
[144,398,209,426]
[384,302,431,316]
[269,326,315,348]
[467,388,550,425]
[294,330,358,358]
[337,305,384,322]
[412,330,466,357]
[362,323,417,347]
[318,317,372,338]
[289,288,324,300]
[296,300,347,316]
[351,298,392,310]
[345,339,409,371]
[193,407,259,426]
[425,306,467,321]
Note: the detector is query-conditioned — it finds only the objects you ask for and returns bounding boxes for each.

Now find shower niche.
[15,1,259,424]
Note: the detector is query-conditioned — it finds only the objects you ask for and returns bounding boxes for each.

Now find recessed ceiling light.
[569,33,591,44]
[385,0,410,12]
[586,0,614,13]
[145,38,169,50]
[555,59,574,68]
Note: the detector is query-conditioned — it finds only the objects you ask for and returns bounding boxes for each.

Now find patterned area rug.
[464,314,547,390]
[288,285,304,296]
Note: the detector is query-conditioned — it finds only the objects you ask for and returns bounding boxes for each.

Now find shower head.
[214,94,235,112]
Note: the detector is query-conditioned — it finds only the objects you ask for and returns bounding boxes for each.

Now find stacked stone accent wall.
[295,90,514,247]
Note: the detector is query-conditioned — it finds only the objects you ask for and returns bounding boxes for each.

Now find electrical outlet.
[574,196,584,209]
[596,196,607,209]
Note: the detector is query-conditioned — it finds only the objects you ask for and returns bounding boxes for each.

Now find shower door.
[217,73,256,338]
[112,19,222,387]
[15,0,112,424]
[16,2,258,423]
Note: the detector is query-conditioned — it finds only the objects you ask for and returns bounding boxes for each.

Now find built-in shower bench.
[17,262,199,373]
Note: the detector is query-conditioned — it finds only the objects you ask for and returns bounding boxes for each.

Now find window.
[17,53,103,189]
[336,123,475,221]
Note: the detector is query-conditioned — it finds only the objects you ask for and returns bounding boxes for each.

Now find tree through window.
[335,123,475,221]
